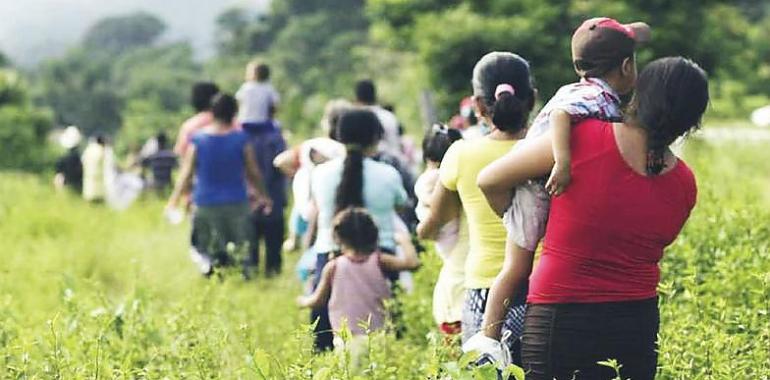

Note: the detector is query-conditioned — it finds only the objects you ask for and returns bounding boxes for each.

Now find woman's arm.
[477,132,555,217]
[244,144,273,212]
[379,232,421,271]
[416,182,460,240]
[297,260,335,309]
[273,147,300,177]
[480,239,535,339]
[167,147,196,209]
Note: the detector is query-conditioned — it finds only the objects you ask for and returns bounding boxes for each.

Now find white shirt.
[368,105,402,158]
[236,81,280,123]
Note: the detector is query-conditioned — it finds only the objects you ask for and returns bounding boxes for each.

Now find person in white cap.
[53,126,83,193]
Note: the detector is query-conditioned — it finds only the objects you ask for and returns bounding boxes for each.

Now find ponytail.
[335,147,365,212]
[471,52,535,135]
[332,108,383,212]
[492,91,526,133]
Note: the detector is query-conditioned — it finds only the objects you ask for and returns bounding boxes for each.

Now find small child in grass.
[414,124,466,335]
[297,207,419,350]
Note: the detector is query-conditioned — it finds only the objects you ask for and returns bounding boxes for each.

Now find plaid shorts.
[461,288,527,353]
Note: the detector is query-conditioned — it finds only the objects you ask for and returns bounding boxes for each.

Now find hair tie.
[494,84,515,100]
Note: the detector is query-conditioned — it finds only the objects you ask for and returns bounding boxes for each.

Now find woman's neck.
[486,128,523,141]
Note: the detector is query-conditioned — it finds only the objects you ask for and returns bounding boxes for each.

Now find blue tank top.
[192,130,249,206]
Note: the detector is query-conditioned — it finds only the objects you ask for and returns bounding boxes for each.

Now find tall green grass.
[0,139,768,379]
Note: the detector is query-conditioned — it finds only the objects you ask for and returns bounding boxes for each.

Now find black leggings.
[521,297,659,380]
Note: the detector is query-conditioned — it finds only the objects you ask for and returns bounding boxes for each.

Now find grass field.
[1,137,769,379]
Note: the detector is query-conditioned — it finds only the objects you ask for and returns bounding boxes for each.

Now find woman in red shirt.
[477,57,709,379]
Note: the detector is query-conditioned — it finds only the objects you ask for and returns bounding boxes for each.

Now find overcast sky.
[0,0,270,67]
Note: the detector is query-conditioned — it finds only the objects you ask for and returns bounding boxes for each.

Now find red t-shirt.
[527,119,697,304]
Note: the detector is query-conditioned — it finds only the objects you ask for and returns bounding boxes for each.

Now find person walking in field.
[414,124,467,335]
[174,82,220,156]
[141,132,177,194]
[236,61,280,127]
[467,17,651,368]
[166,94,272,276]
[307,108,409,351]
[417,52,536,364]
[478,57,708,380]
[297,208,419,353]
[54,125,83,194]
[81,134,115,203]
[243,105,288,278]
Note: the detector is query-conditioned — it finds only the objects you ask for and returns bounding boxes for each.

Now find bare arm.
[416,182,460,240]
[167,146,196,209]
[477,132,555,216]
[297,260,335,309]
[550,110,572,170]
[480,239,535,339]
[273,148,299,177]
[244,144,273,213]
[379,232,420,271]
[546,110,573,195]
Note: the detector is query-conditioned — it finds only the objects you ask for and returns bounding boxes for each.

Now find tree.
[82,12,166,56]
[0,69,53,171]
[215,7,274,55]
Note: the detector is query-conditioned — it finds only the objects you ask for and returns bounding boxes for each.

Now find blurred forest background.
[1,0,770,171]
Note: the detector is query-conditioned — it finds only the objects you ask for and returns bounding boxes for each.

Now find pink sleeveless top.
[328,253,392,335]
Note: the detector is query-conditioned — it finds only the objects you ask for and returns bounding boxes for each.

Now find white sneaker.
[462,332,508,370]
[189,247,212,275]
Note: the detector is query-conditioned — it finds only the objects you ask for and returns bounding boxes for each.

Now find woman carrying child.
[417,51,536,363]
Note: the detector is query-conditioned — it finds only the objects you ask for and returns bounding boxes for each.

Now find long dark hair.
[334,108,383,212]
[472,52,536,134]
[627,57,709,175]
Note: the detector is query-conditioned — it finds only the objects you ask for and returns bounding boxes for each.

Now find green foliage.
[215,8,274,56]
[0,139,768,378]
[0,69,54,171]
[82,12,166,56]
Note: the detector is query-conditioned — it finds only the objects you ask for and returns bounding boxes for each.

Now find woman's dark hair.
[334,108,384,212]
[211,93,238,124]
[332,207,379,254]
[472,52,536,134]
[423,124,462,163]
[355,80,377,105]
[627,57,709,175]
[255,63,270,81]
[191,82,220,112]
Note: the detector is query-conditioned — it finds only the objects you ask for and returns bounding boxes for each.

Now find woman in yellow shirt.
[417,51,536,363]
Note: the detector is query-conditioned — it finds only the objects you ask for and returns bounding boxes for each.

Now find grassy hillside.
[0,138,768,379]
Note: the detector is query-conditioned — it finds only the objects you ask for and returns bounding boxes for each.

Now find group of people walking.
[415,17,708,379]
[52,15,710,380]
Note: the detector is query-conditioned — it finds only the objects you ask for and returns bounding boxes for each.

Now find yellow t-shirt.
[440,138,517,289]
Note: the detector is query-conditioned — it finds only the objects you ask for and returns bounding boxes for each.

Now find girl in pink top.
[297,208,419,339]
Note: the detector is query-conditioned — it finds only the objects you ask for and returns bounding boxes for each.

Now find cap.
[59,125,82,149]
[572,17,651,75]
